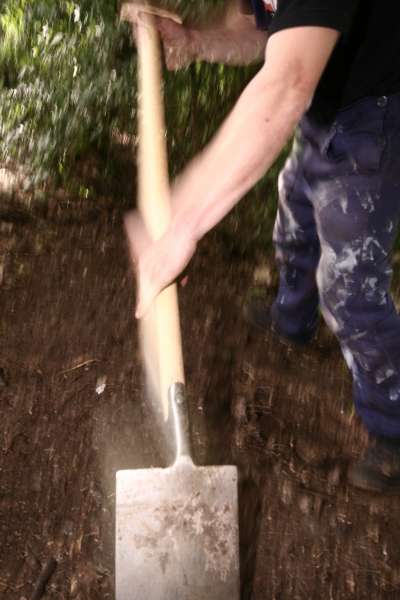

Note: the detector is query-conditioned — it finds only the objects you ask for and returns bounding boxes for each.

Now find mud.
[1,210,400,599]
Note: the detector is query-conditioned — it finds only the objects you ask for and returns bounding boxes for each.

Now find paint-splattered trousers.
[271,93,400,438]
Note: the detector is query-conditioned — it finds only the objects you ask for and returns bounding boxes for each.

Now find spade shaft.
[116,9,240,600]
[135,8,185,419]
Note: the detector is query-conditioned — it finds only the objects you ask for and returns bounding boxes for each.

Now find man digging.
[125,0,400,494]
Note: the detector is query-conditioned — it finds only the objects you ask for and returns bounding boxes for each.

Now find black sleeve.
[269,0,360,36]
[248,0,271,30]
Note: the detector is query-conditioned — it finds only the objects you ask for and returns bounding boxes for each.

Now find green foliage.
[0,0,281,253]
[0,0,257,191]
[0,0,135,186]
[165,61,258,174]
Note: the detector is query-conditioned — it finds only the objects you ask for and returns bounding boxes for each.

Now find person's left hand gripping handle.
[124,212,197,319]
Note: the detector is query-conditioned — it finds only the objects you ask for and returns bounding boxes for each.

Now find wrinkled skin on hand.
[124,212,197,318]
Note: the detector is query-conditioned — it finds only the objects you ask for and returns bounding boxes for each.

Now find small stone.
[232,396,247,423]
[63,520,74,536]
[367,522,380,544]
[368,500,381,516]
[96,376,107,395]
[70,575,79,597]
[299,468,312,487]
[253,265,274,286]
[327,465,341,487]
[281,479,294,506]
[298,494,312,515]
[345,570,356,594]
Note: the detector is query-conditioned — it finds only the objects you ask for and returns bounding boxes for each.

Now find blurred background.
[2,2,400,600]
[0,0,282,255]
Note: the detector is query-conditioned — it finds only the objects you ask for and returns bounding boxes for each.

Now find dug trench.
[1,208,400,599]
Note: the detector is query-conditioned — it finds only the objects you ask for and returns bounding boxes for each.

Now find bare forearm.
[171,68,308,240]
[189,27,267,66]
[128,26,340,319]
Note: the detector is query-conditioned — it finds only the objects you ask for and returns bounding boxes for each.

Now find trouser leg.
[271,131,320,338]
[308,94,400,438]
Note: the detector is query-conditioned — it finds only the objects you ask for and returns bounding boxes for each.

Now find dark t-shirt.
[243,0,400,123]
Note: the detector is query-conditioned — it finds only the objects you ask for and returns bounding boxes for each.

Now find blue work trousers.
[271,93,400,438]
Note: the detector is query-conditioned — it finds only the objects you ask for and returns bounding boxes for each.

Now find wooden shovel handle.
[136,13,185,418]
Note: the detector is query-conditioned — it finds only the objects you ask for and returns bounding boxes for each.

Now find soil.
[1,205,400,600]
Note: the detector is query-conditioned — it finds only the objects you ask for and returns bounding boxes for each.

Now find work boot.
[243,296,316,345]
[348,437,400,494]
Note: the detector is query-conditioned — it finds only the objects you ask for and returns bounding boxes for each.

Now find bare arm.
[128,26,340,317]
[171,27,339,238]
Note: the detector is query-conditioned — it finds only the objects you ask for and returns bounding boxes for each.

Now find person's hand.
[153,16,194,70]
[120,4,194,70]
[124,212,197,318]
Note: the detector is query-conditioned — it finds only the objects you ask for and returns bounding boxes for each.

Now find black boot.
[348,437,400,494]
[243,296,316,345]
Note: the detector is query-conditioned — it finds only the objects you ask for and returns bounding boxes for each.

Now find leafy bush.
[0,0,254,190]
[0,0,137,189]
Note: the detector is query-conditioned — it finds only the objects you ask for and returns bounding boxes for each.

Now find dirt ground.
[1,204,400,600]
